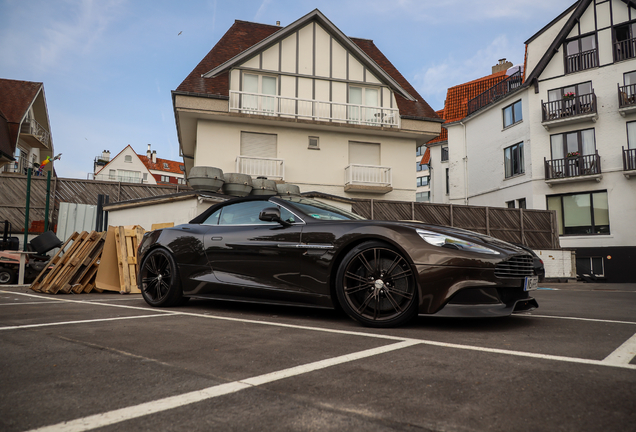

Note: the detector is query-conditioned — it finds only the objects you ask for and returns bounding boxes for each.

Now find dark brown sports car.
[137,195,539,327]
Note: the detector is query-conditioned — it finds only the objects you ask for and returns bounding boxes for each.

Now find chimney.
[276,21,280,26]
[152,150,157,163]
[147,144,152,158]
[102,150,110,162]
[492,58,513,74]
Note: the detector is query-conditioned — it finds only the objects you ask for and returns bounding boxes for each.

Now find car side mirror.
[259,207,291,227]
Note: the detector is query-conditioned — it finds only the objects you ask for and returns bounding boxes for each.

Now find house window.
[178,177,186,184]
[143,173,148,181]
[503,100,522,128]
[504,142,524,178]
[614,21,636,62]
[163,163,169,169]
[308,136,319,150]
[240,132,277,158]
[118,170,140,183]
[416,176,429,187]
[416,191,430,202]
[550,128,596,159]
[565,34,597,73]
[445,168,449,195]
[242,73,277,113]
[547,191,609,235]
[416,145,425,156]
[517,198,526,209]
[109,169,116,180]
[416,161,424,172]
[349,86,380,124]
[160,175,170,183]
[124,155,132,163]
[576,256,605,277]
[506,200,515,209]
[441,146,449,162]
[548,81,592,104]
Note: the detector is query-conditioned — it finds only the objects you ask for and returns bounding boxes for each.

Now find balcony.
[229,91,400,128]
[236,155,284,180]
[344,164,392,194]
[20,118,51,149]
[618,83,636,116]
[614,37,636,62]
[541,92,598,130]
[623,147,636,178]
[91,173,145,184]
[467,69,523,115]
[565,49,598,74]
[544,152,602,186]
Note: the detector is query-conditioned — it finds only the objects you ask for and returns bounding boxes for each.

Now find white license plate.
[524,276,539,291]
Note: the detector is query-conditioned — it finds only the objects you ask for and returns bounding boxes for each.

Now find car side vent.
[495,255,534,278]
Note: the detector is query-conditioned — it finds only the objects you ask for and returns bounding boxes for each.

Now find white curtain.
[551,135,564,159]
[581,129,595,155]
[628,122,636,149]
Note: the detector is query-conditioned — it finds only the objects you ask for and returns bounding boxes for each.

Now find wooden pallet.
[114,226,145,293]
[30,231,106,294]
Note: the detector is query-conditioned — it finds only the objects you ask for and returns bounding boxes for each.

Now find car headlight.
[416,229,499,255]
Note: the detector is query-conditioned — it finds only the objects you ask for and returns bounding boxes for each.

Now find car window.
[202,209,221,225]
[211,201,297,225]
[281,197,365,221]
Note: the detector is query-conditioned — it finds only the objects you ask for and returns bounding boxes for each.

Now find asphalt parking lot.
[1,282,635,432]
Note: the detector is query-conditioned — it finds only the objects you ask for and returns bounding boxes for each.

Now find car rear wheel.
[336,241,418,328]
[139,248,184,307]
[0,267,16,285]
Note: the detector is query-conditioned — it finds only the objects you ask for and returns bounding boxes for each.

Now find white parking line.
[27,340,420,432]
[3,290,636,372]
[0,314,175,331]
[602,332,636,366]
[0,301,59,306]
[517,313,636,326]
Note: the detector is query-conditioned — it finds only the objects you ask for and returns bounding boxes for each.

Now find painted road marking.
[27,340,420,432]
[602,332,636,366]
[517,313,636,326]
[0,314,175,331]
[3,290,636,371]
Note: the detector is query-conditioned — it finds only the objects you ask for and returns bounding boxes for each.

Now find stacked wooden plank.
[30,231,107,294]
[114,226,145,294]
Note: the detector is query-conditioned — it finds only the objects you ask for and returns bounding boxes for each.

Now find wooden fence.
[351,199,560,250]
[0,174,189,234]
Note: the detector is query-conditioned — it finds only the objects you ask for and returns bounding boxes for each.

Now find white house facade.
[440,0,636,282]
[173,9,442,200]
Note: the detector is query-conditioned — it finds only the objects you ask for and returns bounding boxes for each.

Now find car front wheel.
[139,248,184,307]
[0,267,16,285]
[335,241,418,328]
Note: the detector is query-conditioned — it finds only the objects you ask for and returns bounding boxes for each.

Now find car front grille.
[495,255,534,278]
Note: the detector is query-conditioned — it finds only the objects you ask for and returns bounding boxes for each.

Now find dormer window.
[163,162,169,169]
[124,155,132,163]
[565,34,597,74]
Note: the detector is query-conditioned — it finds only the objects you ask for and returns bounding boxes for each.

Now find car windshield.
[280,197,366,221]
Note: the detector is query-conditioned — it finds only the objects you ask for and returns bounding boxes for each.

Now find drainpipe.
[459,121,468,205]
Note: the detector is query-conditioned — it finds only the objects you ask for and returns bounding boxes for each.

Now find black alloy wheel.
[139,248,183,307]
[336,241,418,328]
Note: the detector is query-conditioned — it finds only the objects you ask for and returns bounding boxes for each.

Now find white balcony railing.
[90,173,145,184]
[345,164,392,187]
[229,91,400,128]
[20,118,51,148]
[236,155,284,180]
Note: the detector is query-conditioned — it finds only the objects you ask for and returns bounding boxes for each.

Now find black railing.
[624,147,636,171]
[544,152,601,180]
[614,37,636,62]
[542,92,597,122]
[565,49,598,73]
[467,70,523,115]
[618,83,636,108]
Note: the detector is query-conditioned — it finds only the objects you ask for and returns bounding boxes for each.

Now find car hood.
[387,220,528,255]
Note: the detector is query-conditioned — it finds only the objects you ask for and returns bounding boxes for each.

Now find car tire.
[139,248,184,307]
[0,267,17,285]
[335,241,418,328]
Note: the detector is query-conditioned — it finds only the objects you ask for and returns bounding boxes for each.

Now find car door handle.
[211,237,223,241]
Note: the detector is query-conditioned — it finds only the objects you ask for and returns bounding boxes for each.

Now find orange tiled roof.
[176,20,438,121]
[427,71,508,145]
[138,155,184,175]
[420,147,430,165]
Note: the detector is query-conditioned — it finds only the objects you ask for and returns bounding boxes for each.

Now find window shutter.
[240,132,277,158]
[348,141,380,165]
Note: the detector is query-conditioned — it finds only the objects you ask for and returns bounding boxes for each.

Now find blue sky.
[0,0,574,178]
